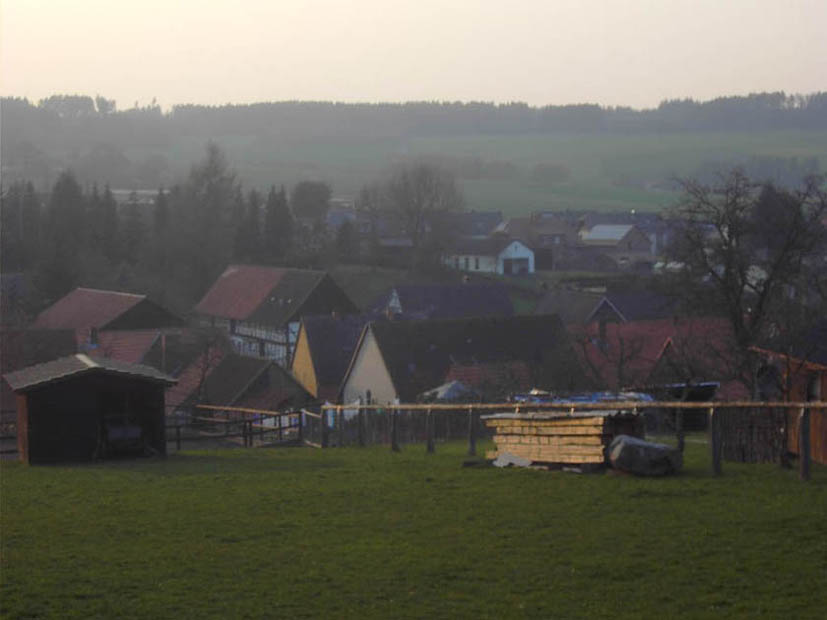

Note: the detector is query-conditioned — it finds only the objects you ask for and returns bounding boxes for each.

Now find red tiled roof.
[33,288,145,330]
[446,360,532,393]
[570,318,734,391]
[194,265,289,320]
[84,330,160,365]
[165,347,227,412]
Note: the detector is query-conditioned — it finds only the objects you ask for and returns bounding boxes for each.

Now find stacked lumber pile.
[482,411,642,465]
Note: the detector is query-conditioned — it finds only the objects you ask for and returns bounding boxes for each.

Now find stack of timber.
[482,411,643,465]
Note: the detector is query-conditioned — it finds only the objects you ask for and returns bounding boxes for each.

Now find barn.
[4,354,176,464]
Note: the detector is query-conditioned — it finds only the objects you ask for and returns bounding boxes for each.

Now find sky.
[1,0,825,110]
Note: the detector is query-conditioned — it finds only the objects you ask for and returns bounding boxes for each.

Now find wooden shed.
[4,354,176,464]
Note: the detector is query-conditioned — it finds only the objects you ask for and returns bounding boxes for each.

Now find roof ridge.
[75,353,98,368]
[75,287,145,298]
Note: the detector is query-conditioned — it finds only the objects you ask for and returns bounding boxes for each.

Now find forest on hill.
[2,92,826,214]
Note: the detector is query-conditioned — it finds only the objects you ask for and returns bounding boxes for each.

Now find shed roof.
[4,354,177,393]
[194,265,329,323]
[33,288,146,330]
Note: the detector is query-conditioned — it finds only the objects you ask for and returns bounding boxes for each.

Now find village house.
[291,314,371,402]
[578,224,654,270]
[340,315,586,404]
[444,238,534,275]
[194,265,357,367]
[492,212,578,269]
[32,287,185,346]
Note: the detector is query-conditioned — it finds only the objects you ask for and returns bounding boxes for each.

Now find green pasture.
[128,129,827,216]
[2,440,825,619]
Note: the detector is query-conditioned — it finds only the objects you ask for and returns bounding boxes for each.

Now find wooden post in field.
[676,409,685,453]
[337,407,345,448]
[357,406,365,447]
[798,408,810,482]
[175,425,182,451]
[467,405,476,457]
[321,409,330,448]
[709,407,722,475]
[426,407,435,454]
[278,413,283,442]
[297,411,304,444]
[391,408,400,452]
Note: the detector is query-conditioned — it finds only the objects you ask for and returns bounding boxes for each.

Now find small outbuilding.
[4,354,176,464]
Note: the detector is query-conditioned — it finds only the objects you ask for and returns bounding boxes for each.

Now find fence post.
[798,407,810,482]
[467,405,476,457]
[676,409,685,453]
[426,407,435,454]
[321,409,329,448]
[337,407,345,448]
[709,407,722,476]
[358,402,365,447]
[278,413,283,442]
[391,407,400,452]
[297,411,304,444]
[176,425,181,452]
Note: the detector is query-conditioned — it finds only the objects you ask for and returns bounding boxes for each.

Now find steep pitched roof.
[195,265,341,326]
[84,330,161,365]
[357,315,576,401]
[587,290,679,323]
[33,288,145,330]
[4,354,176,393]
[372,284,514,320]
[302,314,372,396]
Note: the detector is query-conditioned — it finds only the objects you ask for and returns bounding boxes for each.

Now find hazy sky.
[2,0,825,110]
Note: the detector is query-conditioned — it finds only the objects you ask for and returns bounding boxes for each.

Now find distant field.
[138,129,827,216]
[2,441,825,618]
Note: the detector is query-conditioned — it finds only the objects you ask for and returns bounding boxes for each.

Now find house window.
[474,257,479,270]
[464,257,469,270]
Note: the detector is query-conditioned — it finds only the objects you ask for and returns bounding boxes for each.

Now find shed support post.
[798,408,810,482]
[709,407,722,476]
[467,406,476,457]
[337,408,345,448]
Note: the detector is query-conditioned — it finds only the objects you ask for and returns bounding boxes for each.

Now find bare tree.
[666,169,827,394]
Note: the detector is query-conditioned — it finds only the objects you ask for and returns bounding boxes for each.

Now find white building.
[444,238,534,275]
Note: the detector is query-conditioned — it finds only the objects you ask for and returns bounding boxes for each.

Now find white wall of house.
[341,328,398,404]
[444,254,498,273]
[497,241,534,274]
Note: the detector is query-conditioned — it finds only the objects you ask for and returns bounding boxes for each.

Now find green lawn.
[2,441,826,619]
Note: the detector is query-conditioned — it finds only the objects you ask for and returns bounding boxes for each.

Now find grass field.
[2,440,825,619]
[131,129,827,216]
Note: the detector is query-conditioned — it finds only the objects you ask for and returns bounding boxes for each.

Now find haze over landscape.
[3,0,826,109]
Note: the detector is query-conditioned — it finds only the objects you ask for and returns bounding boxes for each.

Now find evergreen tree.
[101,184,119,261]
[38,171,86,299]
[153,187,169,234]
[263,185,293,261]
[335,219,359,262]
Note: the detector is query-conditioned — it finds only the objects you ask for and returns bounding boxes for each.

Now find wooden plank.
[490,426,609,436]
[492,435,606,446]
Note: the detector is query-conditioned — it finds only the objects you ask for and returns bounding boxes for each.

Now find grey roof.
[4,354,177,393]
[580,224,634,243]
[372,284,514,320]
